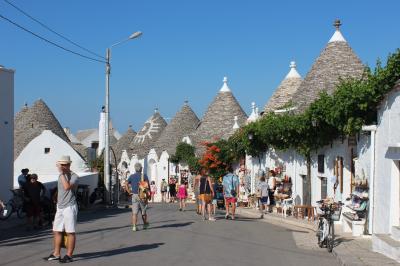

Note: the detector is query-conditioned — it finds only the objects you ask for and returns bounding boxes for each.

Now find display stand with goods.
[342,170,369,236]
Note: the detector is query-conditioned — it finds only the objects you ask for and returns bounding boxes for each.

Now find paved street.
[0,204,338,266]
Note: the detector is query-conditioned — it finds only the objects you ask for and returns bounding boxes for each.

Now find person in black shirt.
[24,174,46,229]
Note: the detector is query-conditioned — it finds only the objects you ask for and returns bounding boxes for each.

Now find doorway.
[392,160,400,227]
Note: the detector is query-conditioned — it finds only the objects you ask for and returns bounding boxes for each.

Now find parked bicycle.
[0,199,11,220]
[0,189,26,220]
[316,200,343,252]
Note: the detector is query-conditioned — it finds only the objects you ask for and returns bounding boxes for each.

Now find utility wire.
[4,0,105,60]
[0,13,106,63]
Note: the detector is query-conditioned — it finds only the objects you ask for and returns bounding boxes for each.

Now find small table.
[293,205,316,221]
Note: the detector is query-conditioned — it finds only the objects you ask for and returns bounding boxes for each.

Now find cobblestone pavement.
[237,207,400,266]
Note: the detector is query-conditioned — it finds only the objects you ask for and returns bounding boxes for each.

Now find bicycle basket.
[331,206,342,221]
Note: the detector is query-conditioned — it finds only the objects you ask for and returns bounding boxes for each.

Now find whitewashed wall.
[80,130,99,148]
[374,88,400,234]
[247,136,367,208]
[0,67,14,201]
[14,130,91,185]
[129,155,145,175]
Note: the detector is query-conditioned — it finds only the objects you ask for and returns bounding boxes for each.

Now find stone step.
[392,226,400,242]
[372,234,400,263]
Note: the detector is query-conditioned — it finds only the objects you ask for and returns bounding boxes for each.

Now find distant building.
[13,99,98,193]
[0,65,14,200]
[75,110,121,155]
[192,77,248,153]
[264,61,303,113]
[146,101,200,200]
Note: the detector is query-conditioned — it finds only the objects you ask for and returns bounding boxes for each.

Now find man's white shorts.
[53,204,78,233]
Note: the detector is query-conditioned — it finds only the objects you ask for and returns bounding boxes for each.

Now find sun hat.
[57,155,72,164]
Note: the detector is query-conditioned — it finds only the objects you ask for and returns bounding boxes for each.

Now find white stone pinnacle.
[329,30,347,43]
[247,102,258,123]
[233,116,240,129]
[285,61,301,79]
[220,76,231,92]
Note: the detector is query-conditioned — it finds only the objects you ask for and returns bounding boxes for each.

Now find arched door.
[147,159,157,183]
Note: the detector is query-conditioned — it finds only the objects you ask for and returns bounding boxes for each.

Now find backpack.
[138,173,150,201]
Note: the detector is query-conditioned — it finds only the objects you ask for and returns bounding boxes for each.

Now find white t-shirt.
[257,181,269,197]
[268,177,276,190]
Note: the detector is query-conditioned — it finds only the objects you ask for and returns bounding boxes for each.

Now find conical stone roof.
[264,61,303,113]
[129,110,167,158]
[293,20,365,112]
[194,77,248,150]
[14,99,70,159]
[154,101,200,156]
[112,126,137,162]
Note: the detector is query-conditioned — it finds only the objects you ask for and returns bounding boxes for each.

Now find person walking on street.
[222,166,239,220]
[177,180,188,211]
[46,155,79,263]
[198,168,215,221]
[268,170,277,213]
[18,168,30,188]
[257,174,269,218]
[169,178,177,203]
[24,173,46,230]
[150,181,157,203]
[211,180,219,216]
[126,163,150,232]
[194,174,201,214]
[160,179,168,203]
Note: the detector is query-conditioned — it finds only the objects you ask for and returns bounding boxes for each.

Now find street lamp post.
[104,31,142,203]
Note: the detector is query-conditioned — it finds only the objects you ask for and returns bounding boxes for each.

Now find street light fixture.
[104,31,142,204]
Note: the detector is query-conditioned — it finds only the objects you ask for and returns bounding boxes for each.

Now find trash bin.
[77,185,89,209]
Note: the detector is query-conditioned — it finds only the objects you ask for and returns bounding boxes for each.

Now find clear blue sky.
[1,0,399,134]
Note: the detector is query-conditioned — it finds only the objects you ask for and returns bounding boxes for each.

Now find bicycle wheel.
[17,207,26,219]
[318,234,324,248]
[327,222,334,252]
[0,202,13,220]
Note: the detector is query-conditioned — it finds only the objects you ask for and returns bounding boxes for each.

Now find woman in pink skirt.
[177,180,188,211]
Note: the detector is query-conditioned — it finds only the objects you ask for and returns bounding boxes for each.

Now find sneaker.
[59,255,73,263]
[208,217,216,221]
[202,216,207,221]
[260,214,264,219]
[143,223,149,230]
[132,225,137,232]
[225,214,230,220]
[231,216,235,220]
[179,208,182,211]
[45,254,60,261]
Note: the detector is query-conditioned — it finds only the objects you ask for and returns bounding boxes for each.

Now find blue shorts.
[260,197,268,204]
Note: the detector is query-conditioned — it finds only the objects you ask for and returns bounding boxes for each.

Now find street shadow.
[0,227,52,245]
[150,222,194,230]
[69,243,165,261]
[334,237,354,247]
[229,216,258,222]
[77,207,131,223]
[0,207,130,243]
[285,229,309,234]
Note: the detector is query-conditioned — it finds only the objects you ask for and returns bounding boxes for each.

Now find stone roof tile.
[14,99,70,159]
[129,110,167,159]
[154,102,200,156]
